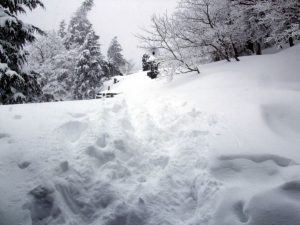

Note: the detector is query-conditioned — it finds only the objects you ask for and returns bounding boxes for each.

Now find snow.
[0,7,17,27]
[0,63,24,81]
[1,45,300,225]
[0,63,8,71]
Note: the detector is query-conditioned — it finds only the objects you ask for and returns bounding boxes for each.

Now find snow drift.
[1,45,300,225]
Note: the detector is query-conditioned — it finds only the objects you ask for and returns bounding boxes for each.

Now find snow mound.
[261,103,300,137]
[214,181,300,225]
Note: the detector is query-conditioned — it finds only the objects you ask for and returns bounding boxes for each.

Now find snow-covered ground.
[1,45,300,225]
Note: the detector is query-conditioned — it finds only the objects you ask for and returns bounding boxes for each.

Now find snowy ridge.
[1,45,300,225]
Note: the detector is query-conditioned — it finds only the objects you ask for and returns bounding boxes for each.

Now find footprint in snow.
[96,133,109,148]
[0,133,10,139]
[59,161,69,173]
[86,146,115,166]
[112,103,123,113]
[13,115,22,120]
[113,139,126,152]
[24,185,62,225]
[18,161,31,169]
[121,118,134,131]
[57,121,88,142]
[68,112,86,118]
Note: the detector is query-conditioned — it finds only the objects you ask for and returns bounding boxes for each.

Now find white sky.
[21,0,178,70]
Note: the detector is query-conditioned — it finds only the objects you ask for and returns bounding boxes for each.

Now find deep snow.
[1,45,300,225]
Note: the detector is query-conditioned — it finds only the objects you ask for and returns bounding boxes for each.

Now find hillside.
[1,45,300,225]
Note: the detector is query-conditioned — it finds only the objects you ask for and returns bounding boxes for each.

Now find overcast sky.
[21,0,178,70]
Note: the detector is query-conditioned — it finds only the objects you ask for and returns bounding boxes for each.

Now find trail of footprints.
[23,98,221,225]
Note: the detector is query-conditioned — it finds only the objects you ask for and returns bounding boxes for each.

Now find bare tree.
[137,0,244,74]
[137,13,201,74]
[138,0,299,76]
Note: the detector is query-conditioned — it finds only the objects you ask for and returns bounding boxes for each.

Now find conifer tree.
[58,20,67,39]
[62,0,107,99]
[0,0,44,104]
[107,36,126,75]
[64,0,94,49]
[142,54,151,71]
[73,31,105,99]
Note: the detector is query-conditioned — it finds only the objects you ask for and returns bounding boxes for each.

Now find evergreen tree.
[142,54,150,71]
[107,36,126,75]
[58,20,67,39]
[64,0,94,49]
[74,31,105,99]
[0,0,44,104]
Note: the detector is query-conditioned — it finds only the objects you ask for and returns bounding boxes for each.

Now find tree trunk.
[232,43,240,61]
[289,37,294,47]
[226,52,231,62]
[246,41,255,53]
[256,42,262,55]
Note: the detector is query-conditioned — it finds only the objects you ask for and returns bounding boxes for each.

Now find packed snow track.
[0,87,221,225]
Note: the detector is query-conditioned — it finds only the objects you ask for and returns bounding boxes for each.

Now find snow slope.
[1,45,300,225]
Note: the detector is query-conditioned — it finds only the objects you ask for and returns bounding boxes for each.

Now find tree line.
[138,0,300,73]
[0,0,131,104]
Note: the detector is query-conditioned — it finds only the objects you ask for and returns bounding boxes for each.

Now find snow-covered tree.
[138,0,300,72]
[142,54,150,71]
[73,30,105,99]
[28,31,64,66]
[137,12,204,73]
[26,31,79,101]
[64,0,94,49]
[26,0,114,101]
[228,0,300,51]
[62,0,107,99]
[258,0,300,47]
[107,36,126,75]
[58,20,67,39]
[0,0,44,104]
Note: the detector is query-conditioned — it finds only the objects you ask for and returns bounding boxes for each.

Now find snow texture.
[1,45,300,225]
